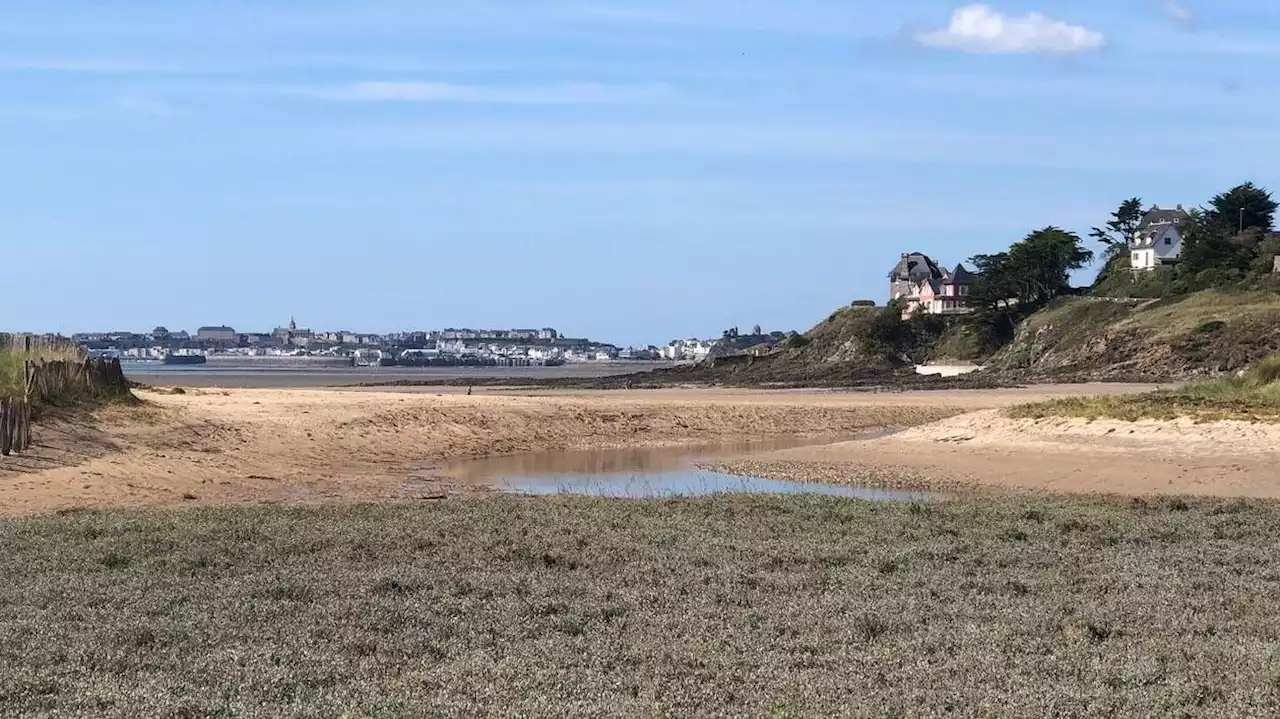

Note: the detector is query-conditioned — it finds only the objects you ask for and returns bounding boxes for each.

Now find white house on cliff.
[1130,204,1189,271]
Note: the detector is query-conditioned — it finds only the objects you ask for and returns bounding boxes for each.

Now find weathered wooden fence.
[0,355,129,457]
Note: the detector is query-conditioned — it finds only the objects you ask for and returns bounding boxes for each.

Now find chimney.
[1176,204,1183,210]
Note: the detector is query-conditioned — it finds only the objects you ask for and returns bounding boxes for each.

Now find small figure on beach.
[466,386,472,396]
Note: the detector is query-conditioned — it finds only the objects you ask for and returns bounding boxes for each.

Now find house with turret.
[887,252,978,319]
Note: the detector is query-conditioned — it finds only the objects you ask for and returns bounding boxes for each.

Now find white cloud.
[301,81,671,105]
[915,4,1105,54]
[1160,0,1194,24]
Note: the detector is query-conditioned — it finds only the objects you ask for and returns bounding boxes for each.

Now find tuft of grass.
[100,551,131,570]
[4,494,1280,716]
[1009,353,1280,422]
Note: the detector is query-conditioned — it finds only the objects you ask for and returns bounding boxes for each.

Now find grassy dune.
[0,350,33,398]
[1009,354,1280,422]
[4,494,1280,717]
[0,341,83,398]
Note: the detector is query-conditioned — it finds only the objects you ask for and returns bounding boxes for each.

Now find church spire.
[289,315,297,331]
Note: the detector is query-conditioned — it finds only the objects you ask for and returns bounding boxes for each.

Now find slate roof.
[1139,205,1189,228]
[946,264,976,284]
[888,252,945,282]
[1133,223,1178,248]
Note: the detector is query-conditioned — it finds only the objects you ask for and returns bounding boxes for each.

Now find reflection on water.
[497,470,930,501]
[432,434,927,501]
[438,435,863,481]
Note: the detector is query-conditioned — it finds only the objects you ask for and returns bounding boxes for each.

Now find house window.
[1164,237,1172,245]
[1132,252,1140,263]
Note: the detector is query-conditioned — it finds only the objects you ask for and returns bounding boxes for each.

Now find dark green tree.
[1205,182,1277,234]
[970,227,1093,311]
[1178,208,1253,276]
[1089,197,1144,251]
[967,252,1015,311]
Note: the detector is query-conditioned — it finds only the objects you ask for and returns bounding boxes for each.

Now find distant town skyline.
[3,2,1277,343]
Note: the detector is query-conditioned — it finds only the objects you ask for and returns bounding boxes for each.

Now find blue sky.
[3,1,1278,345]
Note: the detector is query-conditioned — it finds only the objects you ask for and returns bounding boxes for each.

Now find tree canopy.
[969,227,1093,311]
[1205,182,1277,234]
[1089,197,1144,251]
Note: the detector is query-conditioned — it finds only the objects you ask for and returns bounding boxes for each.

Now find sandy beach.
[5,381,1279,516]
[0,386,959,516]
[716,407,1280,498]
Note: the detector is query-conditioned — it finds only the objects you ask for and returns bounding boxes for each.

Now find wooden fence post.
[21,360,34,451]
[0,398,10,457]
[1,353,135,459]
[17,399,28,452]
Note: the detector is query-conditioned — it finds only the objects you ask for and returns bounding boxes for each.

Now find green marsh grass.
[4,493,1280,717]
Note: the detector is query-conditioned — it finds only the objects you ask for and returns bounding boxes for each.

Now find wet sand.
[122,361,672,389]
[0,387,969,517]
[4,382,1274,516]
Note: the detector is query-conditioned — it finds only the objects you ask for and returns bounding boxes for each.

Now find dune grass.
[1010,354,1280,422]
[4,493,1280,717]
[0,339,84,398]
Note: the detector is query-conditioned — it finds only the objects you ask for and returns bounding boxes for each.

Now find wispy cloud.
[1159,0,1195,25]
[916,4,1105,54]
[318,120,1280,175]
[0,57,178,73]
[1143,32,1280,56]
[113,95,184,117]
[298,81,672,105]
[571,1,894,36]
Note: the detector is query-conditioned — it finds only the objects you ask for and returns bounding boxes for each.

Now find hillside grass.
[986,290,1280,379]
[1010,354,1280,422]
[1008,290,1280,345]
[5,494,1280,717]
[799,304,882,361]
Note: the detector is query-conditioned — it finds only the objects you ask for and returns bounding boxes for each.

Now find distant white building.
[1129,204,1189,271]
[527,347,562,361]
[661,339,714,361]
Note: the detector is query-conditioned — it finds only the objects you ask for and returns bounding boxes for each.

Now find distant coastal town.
[62,318,732,367]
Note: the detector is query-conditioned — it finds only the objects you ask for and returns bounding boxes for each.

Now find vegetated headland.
[352,182,1280,392]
